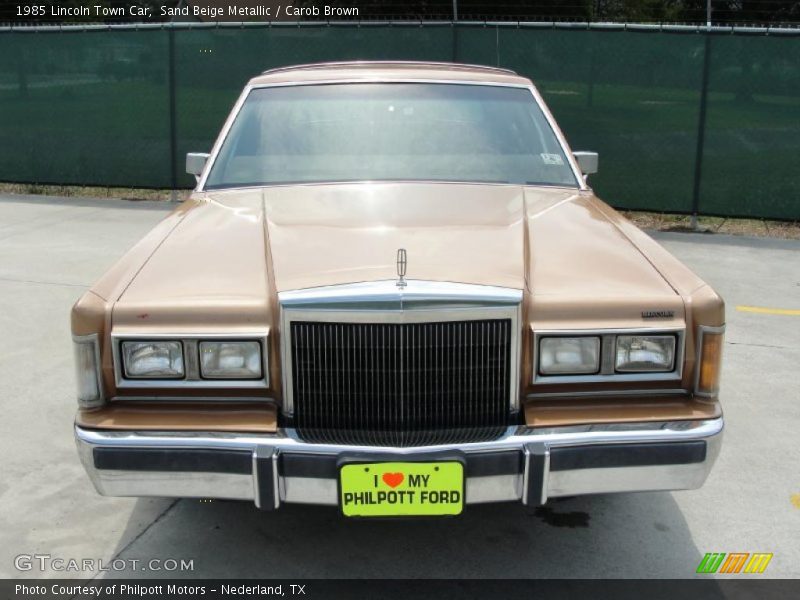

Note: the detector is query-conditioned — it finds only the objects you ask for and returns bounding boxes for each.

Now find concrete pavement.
[0,193,797,579]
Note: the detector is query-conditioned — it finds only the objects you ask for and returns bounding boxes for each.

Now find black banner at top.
[5,1,799,26]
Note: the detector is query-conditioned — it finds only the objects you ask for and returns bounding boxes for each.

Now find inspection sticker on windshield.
[541,153,564,165]
[340,461,464,517]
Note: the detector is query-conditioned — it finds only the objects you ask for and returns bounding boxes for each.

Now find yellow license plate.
[340,461,464,517]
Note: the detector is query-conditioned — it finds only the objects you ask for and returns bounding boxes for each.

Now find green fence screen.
[0,24,798,220]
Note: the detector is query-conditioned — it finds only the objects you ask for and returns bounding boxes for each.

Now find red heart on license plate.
[382,472,404,488]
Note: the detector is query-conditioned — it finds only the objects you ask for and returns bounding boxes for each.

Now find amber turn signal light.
[697,330,724,396]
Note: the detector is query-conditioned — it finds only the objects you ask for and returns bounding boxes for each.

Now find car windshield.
[204,83,578,189]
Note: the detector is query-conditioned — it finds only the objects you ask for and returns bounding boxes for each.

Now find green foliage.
[0,24,798,220]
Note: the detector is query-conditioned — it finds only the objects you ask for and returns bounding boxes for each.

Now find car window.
[205,83,578,189]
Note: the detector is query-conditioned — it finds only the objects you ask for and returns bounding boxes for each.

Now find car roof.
[248,61,531,87]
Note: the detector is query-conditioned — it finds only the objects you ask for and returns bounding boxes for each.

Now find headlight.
[539,336,600,375]
[615,335,675,372]
[121,340,184,379]
[200,341,262,379]
[73,336,103,408]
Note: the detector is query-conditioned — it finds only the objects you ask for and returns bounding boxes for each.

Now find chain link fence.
[0,22,798,219]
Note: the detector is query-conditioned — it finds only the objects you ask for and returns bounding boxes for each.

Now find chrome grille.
[290,319,512,446]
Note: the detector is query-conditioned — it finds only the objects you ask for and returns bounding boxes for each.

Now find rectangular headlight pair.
[539,334,676,376]
[121,340,262,380]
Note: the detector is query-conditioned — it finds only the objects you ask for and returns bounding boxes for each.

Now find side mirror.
[573,151,598,176]
[186,152,210,181]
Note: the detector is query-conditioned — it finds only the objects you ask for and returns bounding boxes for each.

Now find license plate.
[339,461,464,517]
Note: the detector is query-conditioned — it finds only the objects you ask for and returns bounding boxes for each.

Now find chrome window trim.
[694,324,726,398]
[196,79,587,192]
[198,181,581,195]
[261,61,519,76]
[72,333,105,407]
[279,279,523,416]
[532,327,685,385]
[111,332,269,390]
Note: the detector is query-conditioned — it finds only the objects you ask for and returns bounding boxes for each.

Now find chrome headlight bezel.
[532,328,684,385]
[112,333,269,390]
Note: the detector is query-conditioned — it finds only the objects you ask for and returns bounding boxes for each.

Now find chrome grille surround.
[279,280,522,446]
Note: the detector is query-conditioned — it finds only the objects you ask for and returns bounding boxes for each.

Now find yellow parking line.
[736,305,800,316]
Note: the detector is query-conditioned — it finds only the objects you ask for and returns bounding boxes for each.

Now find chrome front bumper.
[75,418,723,510]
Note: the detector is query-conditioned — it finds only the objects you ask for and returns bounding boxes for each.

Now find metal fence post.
[452,0,459,63]
[168,26,179,202]
[586,34,596,108]
[690,32,711,228]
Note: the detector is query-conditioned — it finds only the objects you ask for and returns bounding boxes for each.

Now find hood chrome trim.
[279,279,522,311]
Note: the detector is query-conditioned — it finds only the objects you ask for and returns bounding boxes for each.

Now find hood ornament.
[396,248,407,288]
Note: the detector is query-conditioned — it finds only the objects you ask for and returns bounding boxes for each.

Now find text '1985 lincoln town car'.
[73,61,724,517]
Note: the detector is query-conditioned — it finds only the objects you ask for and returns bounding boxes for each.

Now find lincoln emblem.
[396,248,407,288]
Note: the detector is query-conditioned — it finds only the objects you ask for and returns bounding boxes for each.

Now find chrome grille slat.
[290,319,511,447]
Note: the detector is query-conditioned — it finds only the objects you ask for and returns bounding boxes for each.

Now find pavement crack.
[83,499,180,585]
[727,341,795,350]
[0,276,89,288]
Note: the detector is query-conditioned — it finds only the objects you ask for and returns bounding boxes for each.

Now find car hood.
[262,183,529,292]
[111,183,680,328]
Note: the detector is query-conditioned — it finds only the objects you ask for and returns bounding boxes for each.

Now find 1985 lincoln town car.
[72,61,724,517]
